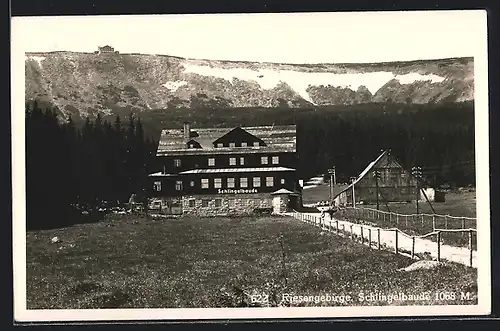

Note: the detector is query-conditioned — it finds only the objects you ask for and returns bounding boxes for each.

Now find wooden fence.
[291,212,477,268]
[338,207,475,233]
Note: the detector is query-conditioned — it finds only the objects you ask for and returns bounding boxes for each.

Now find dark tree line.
[26,101,157,230]
[296,102,475,187]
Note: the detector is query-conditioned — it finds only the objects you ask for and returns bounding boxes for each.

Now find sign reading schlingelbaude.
[218,188,258,194]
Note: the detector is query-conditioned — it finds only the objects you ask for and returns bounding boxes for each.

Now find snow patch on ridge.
[396,73,445,84]
[25,55,46,68]
[163,81,188,92]
[182,63,446,104]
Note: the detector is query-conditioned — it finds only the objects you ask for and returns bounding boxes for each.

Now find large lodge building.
[148,122,302,216]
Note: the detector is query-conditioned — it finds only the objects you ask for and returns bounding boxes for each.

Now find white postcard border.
[12,10,491,322]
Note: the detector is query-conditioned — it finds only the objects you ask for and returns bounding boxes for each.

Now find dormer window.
[241,142,247,147]
[217,143,223,148]
[253,142,260,147]
[229,142,236,148]
[186,139,201,149]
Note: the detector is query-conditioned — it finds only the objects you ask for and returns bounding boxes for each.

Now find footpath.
[284,211,477,268]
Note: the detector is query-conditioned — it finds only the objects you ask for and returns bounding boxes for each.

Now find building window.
[253,142,260,147]
[266,176,274,187]
[202,199,209,207]
[201,178,209,189]
[217,143,223,148]
[247,199,254,207]
[227,178,235,188]
[215,199,222,207]
[188,144,194,149]
[229,157,236,166]
[175,181,183,191]
[153,181,162,191]
[240,177,248,188]
[240,157,245,165]
[208,158,215,166]
[229,142,236,147]
[214,178,222,189]
[174,159,181,167]
[261,156,269,165]
[272,156,279,165]
[253,177,261,188]
[281,178,285,184]
[188,199,195,207]
[228,199,235,207]
[190,181,195,187]
[241,142,247,147]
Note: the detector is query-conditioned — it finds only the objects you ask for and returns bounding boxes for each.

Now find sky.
[12,10,487,64]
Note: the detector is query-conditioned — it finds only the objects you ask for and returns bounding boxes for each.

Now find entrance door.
[272,196,282,213]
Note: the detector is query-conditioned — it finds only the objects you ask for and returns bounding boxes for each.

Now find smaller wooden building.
[333,150,420,206]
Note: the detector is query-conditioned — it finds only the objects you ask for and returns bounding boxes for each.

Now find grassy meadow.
[26,214,477,309]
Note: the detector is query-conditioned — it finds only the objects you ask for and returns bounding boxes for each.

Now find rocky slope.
[25,51,474,119]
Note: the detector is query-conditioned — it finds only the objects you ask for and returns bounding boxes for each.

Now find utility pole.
[328,167,336,203]
[411,166,422,214]
[374,170,381,210]
[350,177,357,208]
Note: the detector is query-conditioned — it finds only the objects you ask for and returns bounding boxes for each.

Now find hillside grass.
[26,214,477,309]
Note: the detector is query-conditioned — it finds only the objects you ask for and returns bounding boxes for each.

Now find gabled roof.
[212,126,267,146]
[156,125,296,156]
[271,188,295,195]
[333,149,401,199]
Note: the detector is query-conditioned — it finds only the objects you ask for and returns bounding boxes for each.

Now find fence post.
[421,214,424,228]
[396,213,399,226]
[336,220,339,235]
[445,216,448,229]
[437,231,441,262]
[360,226,364,244]
[469,230,473,268]
[432,215,435,230]
[377,229,381,250]
[389,213,392,223]
[394,230,399,255]
[368,228,372,248]
[405,215,408,227]
[462,217,465,230]
[411,237,415,259]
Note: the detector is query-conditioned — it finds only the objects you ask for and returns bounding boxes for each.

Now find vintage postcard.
[11,10,490,322]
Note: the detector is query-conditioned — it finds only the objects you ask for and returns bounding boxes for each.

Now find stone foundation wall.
[149,197,182,214]
[182,193,273,217]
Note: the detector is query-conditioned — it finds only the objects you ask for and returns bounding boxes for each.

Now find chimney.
[183,121,191,139]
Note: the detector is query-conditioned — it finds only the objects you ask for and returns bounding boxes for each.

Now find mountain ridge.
[25,50,474,120]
